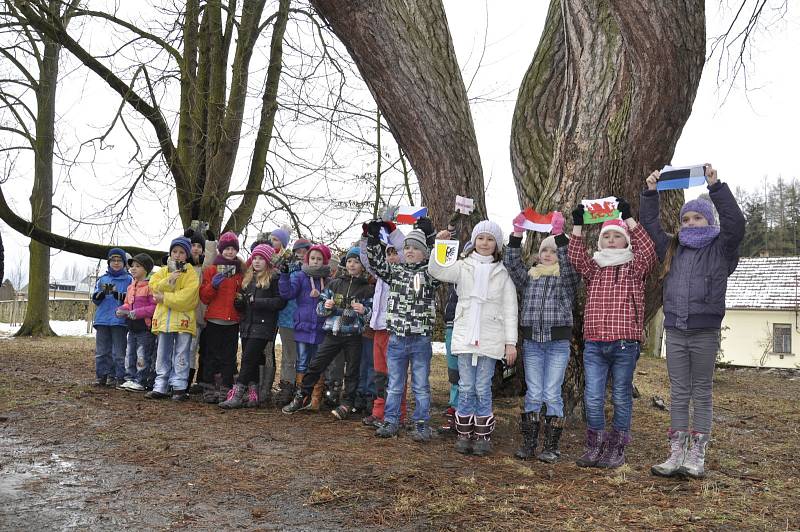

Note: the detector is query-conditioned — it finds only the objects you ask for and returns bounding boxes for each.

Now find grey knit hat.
[404,229,429,256]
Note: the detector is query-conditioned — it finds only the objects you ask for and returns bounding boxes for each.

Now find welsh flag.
[395,206,428,225]
[519,208,554,233]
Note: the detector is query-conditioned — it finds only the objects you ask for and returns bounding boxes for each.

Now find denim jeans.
[445,327,459,409]
[456,354,497,417]
[189,323,205,370]
[153,332,193,394]
[124,330,156,386]
[95,325,128,381]
[358,336,376,397]
[522,339,570,417]
[384,334,432,425]
[583,340,640,432]
[295,341,318,374]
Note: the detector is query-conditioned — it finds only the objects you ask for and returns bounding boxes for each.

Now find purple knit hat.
[680,198,717,226]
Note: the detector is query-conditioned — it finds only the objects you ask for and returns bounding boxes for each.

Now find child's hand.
[153,292,165,304]
[504,344,517,366]
[324,299,335,309]
[646,170,660,190]
[435,229,451,240]
[309,288,320,299]
[350,301,365,314]
[704,163,718,186]
[551,211,565,235]
[168,271,181,285]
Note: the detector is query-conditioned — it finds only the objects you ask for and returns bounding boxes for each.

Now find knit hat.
[186,228,206,249]
[404,229,429,256]
[271,228,290,249]
[345,246,361,262]
[217,231,240,252]
[680,196,718,226]
[539,235,558,254]
[107,247,126,263]
[306,244,331,265]
[598,219,631,249]
[170,236,192,258]
[128,253,155,273]
[471,220,504,249]
[250,243,275,264]
[292,238,311,252]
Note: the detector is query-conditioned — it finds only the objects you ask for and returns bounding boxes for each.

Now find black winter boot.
[514,411,540,460]
[537,416,565,463]
[282,390,311,414]
[472,415,496,457]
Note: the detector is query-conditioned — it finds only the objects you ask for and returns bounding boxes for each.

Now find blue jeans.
[295,341,318,374]
[358,336,376,397]
[522,339,571,417]
[124,330,156,386]
[445,327,459,408]
[583,340,640,432]
[153,332,193,394]
[456,354,496,417]
[384,334,432,425]
[95,325,128,380]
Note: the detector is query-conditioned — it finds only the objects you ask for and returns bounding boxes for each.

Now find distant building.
[720,257,800,369]
[19,276,93,300]
[0,280,15,301]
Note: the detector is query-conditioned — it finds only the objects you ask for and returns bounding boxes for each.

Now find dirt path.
[1,336,799,530]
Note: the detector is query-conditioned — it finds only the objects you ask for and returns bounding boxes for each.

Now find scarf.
[592,247,634,268]
[213,254,243,273]
[302,264,330,298]
[107,266,127,278]
[528,263,560,279]
[679,226,720,249]
[467,253,497,362]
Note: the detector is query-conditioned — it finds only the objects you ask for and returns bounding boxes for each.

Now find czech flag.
[657,164,706,191]
[395,206,428,225]
[519,208,554,233]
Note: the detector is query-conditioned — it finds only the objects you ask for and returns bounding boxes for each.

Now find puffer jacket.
[236,275,287,340]
[277,257,300,329]
[359,229,406,330]
[316,274,374,336]
[117,278,157,331]
[428,253,518,360]
[149,265,199,335]
[91,269,132,328]
[279,269,328,344]
[200,263,243,322]
[640,181,745,330]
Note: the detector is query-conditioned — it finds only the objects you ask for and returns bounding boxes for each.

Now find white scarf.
[592,247,634,268]
[467,253,496,361]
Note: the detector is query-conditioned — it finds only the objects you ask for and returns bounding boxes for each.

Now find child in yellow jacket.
[145,237,200,401]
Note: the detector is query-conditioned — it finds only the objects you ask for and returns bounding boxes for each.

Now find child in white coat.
[428,220,518,456]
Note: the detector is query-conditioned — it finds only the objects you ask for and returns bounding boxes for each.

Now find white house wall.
[719,310,800,369]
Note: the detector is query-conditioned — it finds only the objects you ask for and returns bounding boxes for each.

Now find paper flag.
[519,208,554,233]
[395,206,428,225]
[454,195,475,215]
[581,196,619,224]
[657,164,707,191]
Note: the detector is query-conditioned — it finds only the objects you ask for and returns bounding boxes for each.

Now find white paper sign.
[454,195,475,215]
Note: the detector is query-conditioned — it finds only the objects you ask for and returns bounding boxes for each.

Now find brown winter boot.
[309,376,325,411]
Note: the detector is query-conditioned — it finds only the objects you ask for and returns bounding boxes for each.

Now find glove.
[616,197,632,220]
[115,308,127,318]
[381,220,396,234]
[571,204,585,226]
[128,309,137,320]
[279,259,291,274]
[94,291,106,301]
[211,273,225,289]
[414,216,436,246]
[512,212,526,233]
[366,220,383,239]
[118,292,127,303]
[233,293,247,311]
[184,228,195,238]
[205,229,215,241]
[551,211,565,235]
[447,211,462,228]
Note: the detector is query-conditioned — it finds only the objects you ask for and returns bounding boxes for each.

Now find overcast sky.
[3,1,798,283]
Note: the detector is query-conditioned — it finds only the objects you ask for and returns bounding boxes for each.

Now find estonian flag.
[657,165,706,191]
[396,206,428,225]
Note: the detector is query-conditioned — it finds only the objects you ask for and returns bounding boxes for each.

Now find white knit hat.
[539,235,558,254]
[471,220,504,250]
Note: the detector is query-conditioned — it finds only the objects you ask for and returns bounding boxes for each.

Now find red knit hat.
[251,243,275,264]
[305,244,331,265]
[217,231,240,252]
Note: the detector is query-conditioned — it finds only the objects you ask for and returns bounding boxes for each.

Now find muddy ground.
[1,336,799,531]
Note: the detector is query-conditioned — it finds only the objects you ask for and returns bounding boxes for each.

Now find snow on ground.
[0,320,95,338]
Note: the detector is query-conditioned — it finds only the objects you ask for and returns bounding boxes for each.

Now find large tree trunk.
[16,16,60,337]
[311,0,486,231]
[510,0,705,416]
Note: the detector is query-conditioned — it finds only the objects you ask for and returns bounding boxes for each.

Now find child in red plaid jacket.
[568,197,657,469]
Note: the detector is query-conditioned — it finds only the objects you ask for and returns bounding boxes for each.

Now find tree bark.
[510,0,705,416]
[311,0,486,231]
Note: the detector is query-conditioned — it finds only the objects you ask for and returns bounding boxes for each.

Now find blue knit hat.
[271,228,290,249]
[107,247,126,263]
[169,236,192,258]
[345,246,361,262]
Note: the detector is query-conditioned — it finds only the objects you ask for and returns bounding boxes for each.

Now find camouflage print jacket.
[366,239,440,337]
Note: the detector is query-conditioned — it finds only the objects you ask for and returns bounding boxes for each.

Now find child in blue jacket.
[91,247,132,387]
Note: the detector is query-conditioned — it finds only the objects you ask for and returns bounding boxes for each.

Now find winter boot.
[242,383,260,408]
[538,416,565,463]
[437,407,457,435]
[275,380,295,406]
[597,428,630,468]
[472,415,496,457]
[258,365,273,406]
[144,390,169,399]
[411,421,433,443]
[309,376,325,411]
[454,413,474,455]
[678,432,710,479]
[331,404,350,420]
[324,380,342,408]
[282,390,312,414]
[201,382,218,404]
[376,421,400,438]
[514,411,540,460]
[171,389,190,402]
[651,429,690,477]
[576,428,605,467]
[219,383,247,409]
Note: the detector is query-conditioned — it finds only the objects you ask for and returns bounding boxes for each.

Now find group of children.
[91,164,744,477]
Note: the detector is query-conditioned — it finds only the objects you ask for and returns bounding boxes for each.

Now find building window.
[773,324,792,354]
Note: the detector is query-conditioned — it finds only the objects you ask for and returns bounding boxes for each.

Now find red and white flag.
[519,208,554,233]
[395,206,428,225]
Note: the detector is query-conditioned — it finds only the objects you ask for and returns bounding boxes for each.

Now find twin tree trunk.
[314,0,705,415]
